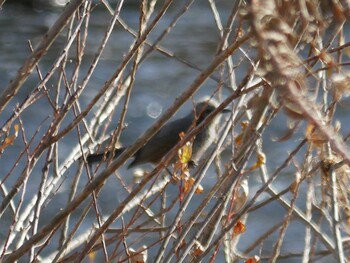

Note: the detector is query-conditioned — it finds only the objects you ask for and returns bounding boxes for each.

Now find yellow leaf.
[235,121,249,145]
[178,132,193,164]
[88,251,95,262]
[248,152,266,171]
[0,124,19,151]
[179,141,193,164]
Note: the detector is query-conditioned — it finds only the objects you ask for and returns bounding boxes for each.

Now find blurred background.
[1,1,350,262]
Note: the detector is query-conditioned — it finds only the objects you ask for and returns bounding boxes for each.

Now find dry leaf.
[128,246,148,263]
[248,152,266,171]
[192,241,204,257]
[305,122,327,147]
[183,177,192,194]
[232,179,249,213]
[195,183,204,194]
[246,255,261,263]
[192,247,203,257]
[233,220,246,235]
[289,171,301,193]
[235,121,249,145]
[0,124,19,151]
[183,177,203,194]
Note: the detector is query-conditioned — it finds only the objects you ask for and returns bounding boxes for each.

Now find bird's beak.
[222,108,231,114]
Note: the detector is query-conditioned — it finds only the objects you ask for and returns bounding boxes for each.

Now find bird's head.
[194,98,230,125]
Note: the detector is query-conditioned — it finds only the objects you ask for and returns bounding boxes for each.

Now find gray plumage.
[87,99,229,168]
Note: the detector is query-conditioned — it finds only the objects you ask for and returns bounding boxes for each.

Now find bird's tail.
[86,147,126,164]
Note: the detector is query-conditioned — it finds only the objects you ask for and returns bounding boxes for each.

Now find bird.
[86,98,230,169]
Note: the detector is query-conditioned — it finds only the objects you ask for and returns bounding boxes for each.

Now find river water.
[0,2,344,262]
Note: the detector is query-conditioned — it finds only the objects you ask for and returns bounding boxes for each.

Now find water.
[0,2,343,262]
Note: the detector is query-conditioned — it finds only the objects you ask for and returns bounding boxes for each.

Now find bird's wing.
[129,117,193,167]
